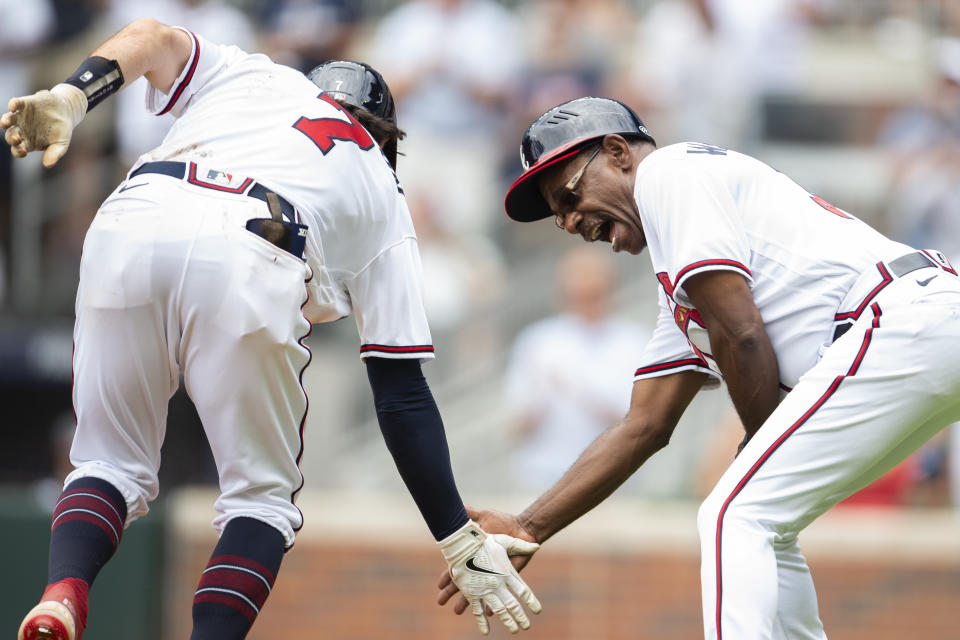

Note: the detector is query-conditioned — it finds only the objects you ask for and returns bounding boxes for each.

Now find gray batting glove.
[439,520,542,635]
[1,84,87,167]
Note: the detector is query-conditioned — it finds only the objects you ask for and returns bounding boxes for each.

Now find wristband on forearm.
[63,56,124,112]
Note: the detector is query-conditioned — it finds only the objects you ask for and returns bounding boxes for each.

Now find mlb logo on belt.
[206,169,233,184]
[196,165,248,190]
[187,162,253,193]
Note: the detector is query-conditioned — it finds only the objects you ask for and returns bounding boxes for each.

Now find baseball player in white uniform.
[438,97,960,639]
[3,19,540,640]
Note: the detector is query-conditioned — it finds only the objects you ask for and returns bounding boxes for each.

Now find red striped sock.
[48,477,127,586]
[190,518,284,640]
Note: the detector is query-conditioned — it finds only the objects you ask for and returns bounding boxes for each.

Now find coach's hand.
[438,508,540,620]
[1,84,87,167]
[438,519,541,635]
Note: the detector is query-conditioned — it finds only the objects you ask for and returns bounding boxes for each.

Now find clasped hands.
[438,507,540,635]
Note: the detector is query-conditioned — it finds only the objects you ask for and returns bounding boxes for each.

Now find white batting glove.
[439,520,542,635]
[1,83,87,167]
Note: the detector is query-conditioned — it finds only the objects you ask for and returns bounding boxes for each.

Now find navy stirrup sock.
[48,476,128,586]
[191,517,284,640]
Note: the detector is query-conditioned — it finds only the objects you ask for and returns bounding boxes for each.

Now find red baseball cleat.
[18,579,89,640]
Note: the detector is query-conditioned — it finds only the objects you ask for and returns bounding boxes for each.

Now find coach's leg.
[698,298,960,640]
[770,535,825,640]
[181,221,311,639]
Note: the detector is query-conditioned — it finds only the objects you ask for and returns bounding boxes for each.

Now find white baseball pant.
[65,175,312,548]
[698,261,960,639]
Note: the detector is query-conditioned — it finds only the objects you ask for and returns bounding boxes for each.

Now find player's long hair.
[340,102,405,170]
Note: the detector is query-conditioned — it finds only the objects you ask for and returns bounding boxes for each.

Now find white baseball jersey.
[135,28,434,360]
[631,142,911,390]
[625,142,960,639]
[67,29,434,548]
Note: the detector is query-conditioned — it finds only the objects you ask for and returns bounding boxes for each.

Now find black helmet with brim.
[504,97,654,223]
[307,60,399,168]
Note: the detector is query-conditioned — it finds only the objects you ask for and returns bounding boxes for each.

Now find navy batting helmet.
[307,60,399,167]
[504,97,655,223]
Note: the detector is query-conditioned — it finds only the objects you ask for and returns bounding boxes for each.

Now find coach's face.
[539,135,649,255]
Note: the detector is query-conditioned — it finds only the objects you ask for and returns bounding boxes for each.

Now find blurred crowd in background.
[3,0,960,513]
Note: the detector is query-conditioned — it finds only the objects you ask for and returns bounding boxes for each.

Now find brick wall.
[165,490,958,640]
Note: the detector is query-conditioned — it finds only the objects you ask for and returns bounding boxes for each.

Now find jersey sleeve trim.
[634,357,717,380]
[360,344,436,359]
[674,259,752,293]
[157,28,200,116]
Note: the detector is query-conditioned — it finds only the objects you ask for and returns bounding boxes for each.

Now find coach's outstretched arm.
[365,356,541,635]
[1,18,191,166]
[437,369,706,613]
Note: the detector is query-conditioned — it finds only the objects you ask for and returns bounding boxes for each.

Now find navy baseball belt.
[128,161,297,222]
[832,250,952,342]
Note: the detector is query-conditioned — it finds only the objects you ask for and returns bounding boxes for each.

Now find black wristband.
[64,56,124,112]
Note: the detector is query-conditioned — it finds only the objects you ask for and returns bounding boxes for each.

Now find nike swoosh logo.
[917,275,937,286]
[119,182,148,192]
[465,557,506,576]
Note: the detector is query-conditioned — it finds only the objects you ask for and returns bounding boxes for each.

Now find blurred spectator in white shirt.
[627,0,827,147]
[366,0,522,236]
[503,246,651,493]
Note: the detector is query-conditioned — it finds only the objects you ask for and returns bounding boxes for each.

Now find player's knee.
[64,463,155,525]
[213,498,300,549]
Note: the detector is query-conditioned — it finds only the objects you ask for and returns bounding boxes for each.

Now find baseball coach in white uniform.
[438,96,960,640]
[3,19,540,640]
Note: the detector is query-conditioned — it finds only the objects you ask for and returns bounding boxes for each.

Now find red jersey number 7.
[293,93,375,154]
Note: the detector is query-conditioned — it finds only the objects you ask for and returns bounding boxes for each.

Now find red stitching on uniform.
[634,358,708,376]
[656,272,674,297]
[834,263,892,321]
[288,268,314,543]
[359,344,435,354]
[674,259,751,291]
[713,306,879,638]
[158,30,200,116]
[713,374,842,639]
[846,303,881,377]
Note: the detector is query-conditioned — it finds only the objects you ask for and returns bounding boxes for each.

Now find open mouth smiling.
[584,220,611,243]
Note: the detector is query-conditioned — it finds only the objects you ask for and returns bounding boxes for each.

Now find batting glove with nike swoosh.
[439,520,542,635]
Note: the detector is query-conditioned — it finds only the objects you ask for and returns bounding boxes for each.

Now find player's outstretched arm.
[1,18,191,167]
[364,356,541,635]
[437,370,707,615]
